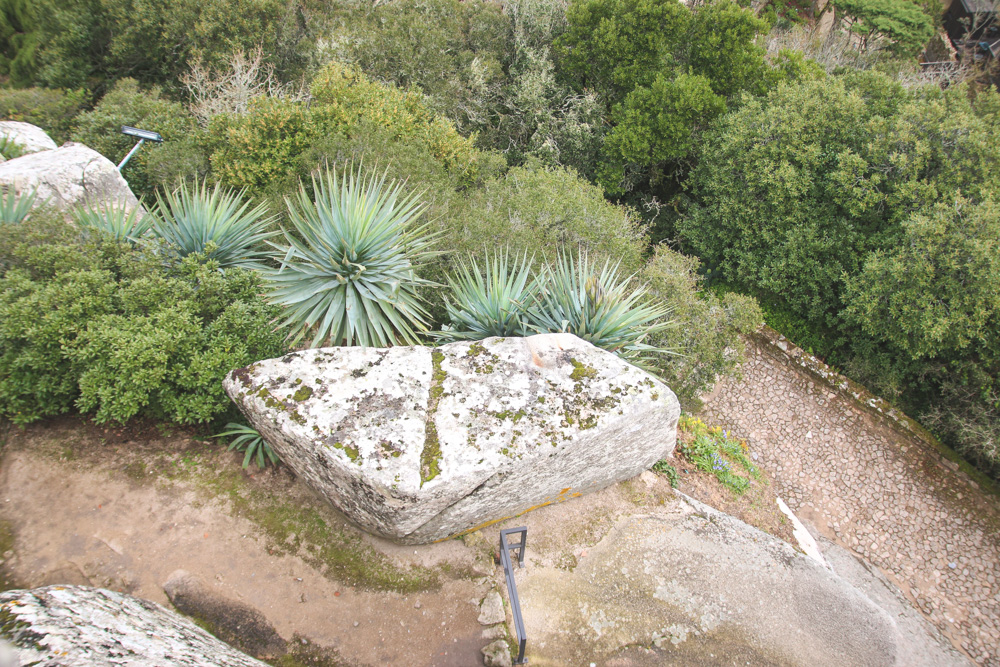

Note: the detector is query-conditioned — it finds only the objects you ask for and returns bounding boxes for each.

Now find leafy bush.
[2,0,312,95]
[264,166,438,347]
[641,246,763,404]
[526,252,674,365]
[150,180,277,269]
[209,63,485,194]
[0,86,85,143]
[0,213,286,425]
[435,250,539,342]
[72,78,201,200]
[0,134,26,159]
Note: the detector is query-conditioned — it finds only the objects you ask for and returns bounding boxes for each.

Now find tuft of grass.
[677,415,761,495]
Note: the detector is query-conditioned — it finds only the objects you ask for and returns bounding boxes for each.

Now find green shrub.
[72,78,200,200]
[0,214,286,425]
[0,86,85,143]
[641,247,763,404]
[264,166,439,348]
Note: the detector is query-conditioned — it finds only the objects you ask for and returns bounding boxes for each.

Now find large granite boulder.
[0,142,140,212]
[516,494,901,666]
[224,333,680,544]
[0,121,58,154]
[0,586,268,666]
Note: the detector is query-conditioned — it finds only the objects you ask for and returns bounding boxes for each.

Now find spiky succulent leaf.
[265,165,439,348]
[150,180,278,268]
[528,252,676,365]
[214,423,279,469]
[434,249,538,342]
[71,200,152,243]
[0,186,37,224]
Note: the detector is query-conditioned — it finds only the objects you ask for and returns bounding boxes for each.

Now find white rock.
[0,121,58,154]
[478,589,505,625]
[481,639,513,667]
[0,586,268,666]
[0,142,141,212]
[224,334,680,544]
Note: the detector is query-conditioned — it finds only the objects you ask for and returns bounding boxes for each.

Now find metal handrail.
[499,527,528,665]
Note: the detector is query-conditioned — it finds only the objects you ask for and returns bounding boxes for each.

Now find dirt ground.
[0,416,793,666]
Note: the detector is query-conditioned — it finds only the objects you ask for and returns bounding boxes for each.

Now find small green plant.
[71,201,152,243]
[151,180,278,268]
[0,187,38,224]
[214,423,279,469]
[527,252,675,366]
[0,135,26,160]
[264,164,439,348]
[435,249,538,342]
[652,459,679,487]
[678,415,760,494]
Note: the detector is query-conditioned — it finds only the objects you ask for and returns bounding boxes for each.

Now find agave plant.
[0,186,37,224]
[214,423,279,469]
[151,180,278,268]
[71,200,152,243]
[528,252,675,364]
[434,249,539,342]
[265,165,438,348]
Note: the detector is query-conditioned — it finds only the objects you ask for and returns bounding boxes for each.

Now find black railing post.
[499,526,529,665]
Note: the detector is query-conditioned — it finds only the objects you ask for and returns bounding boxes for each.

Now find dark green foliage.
[72,79,201,200]
[683,77,1000,475]
[0,213,286,426]
[555,0,775,193]
[0,0,39,87]
[1,0,312,95]
[833,0,936,57]
[0,87,85,144]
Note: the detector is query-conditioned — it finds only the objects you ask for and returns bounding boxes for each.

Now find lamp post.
[117,126,163,171]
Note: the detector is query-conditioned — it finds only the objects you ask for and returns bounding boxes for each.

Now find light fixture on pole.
[117,126,163,171]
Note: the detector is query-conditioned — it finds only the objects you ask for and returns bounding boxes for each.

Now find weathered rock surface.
[517,493,900,666]
[224,333,680,544]
[0,142,140,212]
[163,570,287,659]
[0,585,268,666]
[0,121,58,154]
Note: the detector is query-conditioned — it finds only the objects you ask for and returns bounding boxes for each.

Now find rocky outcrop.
[163,570,286,660]
[224,333,680,544]
[517,493,900,666]
[0,585,268,666]
[0,142,140,212]
[0,121,58,154]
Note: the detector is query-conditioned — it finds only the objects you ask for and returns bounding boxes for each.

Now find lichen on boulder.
[223,333,680,544]
[0,585,268,666]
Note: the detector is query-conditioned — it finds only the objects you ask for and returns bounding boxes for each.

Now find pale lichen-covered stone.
[0,142,140,212]
[0,586,268,666]
[0,121,58,154]
[223,333,680,544]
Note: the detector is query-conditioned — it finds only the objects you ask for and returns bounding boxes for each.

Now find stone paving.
[702,339,1000,666]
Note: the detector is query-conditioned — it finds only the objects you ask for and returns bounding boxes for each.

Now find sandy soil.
[0,416,793,666]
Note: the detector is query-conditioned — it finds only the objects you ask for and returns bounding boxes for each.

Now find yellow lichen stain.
[435,492,577,542]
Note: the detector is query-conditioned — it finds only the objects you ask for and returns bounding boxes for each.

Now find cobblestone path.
[702,340,1000,666]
